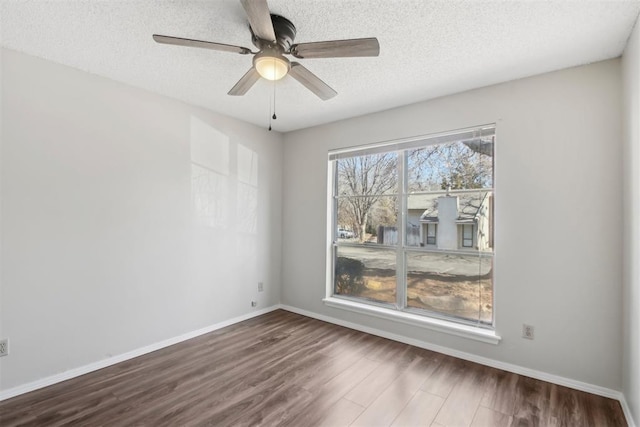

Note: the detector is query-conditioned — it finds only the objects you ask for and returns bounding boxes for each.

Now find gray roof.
[407,191,491,222]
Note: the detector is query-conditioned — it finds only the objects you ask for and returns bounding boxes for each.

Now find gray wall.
[623,17,640,427]
[0,49,283,391]
[282,59,623,391]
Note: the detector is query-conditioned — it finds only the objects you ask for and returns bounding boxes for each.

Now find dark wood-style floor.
[0,310,626,426]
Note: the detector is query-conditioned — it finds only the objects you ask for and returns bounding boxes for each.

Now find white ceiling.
[1,0,639,132]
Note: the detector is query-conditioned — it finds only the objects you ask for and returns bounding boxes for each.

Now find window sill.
[323,297,501,345]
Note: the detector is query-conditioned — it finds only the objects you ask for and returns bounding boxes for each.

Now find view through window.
[330,126,495,327]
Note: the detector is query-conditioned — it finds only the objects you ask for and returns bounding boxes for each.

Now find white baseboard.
[278,304,634,425]
[0,305,280,402]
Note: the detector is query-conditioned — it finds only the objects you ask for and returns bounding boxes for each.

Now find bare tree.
[336,139,493,242]
[337,153,397,242]
[407,140,493,191]
[438,140,493,190]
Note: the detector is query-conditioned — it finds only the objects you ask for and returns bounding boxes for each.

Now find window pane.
[406,252,493,323]
[337,196,398,244]
[335,152,398,243]
[335,246,396,305]
[408,190,492,250]
[426,224,437,245]
[407,139,493,192]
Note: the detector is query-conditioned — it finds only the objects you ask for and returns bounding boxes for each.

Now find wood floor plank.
[317,398,366,427]
[300,333,383,392]
[345,361,410,407]
[41,395,124,427]
[512,375,554,426]
[123,317,335,425]
[351,356,435,427]
[583,392,628,427]
[363,337,412,362]
[471,406,514,427]
[0,310,628,427]
[282,355,381,427]
[420,355,469,398]
[432,363,492,427]
[315,324,369,357]
[546,385,626,427]
[481,368,519,416]
[190,382,314,427]
[390,390,445,427]
[345,343,425,407]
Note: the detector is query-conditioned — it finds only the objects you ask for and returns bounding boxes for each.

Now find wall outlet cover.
[522,324,535,340]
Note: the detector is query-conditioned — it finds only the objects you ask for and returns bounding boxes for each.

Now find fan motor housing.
[251,14,297,52]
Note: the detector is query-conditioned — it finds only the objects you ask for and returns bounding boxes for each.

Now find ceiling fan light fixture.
[154,0,380,100]
[253,51,290,81]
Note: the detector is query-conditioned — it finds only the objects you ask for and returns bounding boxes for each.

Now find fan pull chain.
[268,72,277,131]
[272,74,277,121]
[268,80,273,131]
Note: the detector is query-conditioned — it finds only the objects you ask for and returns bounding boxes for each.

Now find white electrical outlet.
[0,338,8,357]
[258,282,264,292]
[251,301,257,307]
[522,324,535,340]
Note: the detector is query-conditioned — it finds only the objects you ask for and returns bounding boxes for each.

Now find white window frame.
[324,125,500,344]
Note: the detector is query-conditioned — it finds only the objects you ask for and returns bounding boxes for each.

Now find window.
[462,224,474,248]
[426,223,437,245]
[329,125,495,328]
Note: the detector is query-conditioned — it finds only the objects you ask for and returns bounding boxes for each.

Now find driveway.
[337,245,492,276]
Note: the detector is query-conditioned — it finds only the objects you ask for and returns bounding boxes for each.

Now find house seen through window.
[330,125,495,327]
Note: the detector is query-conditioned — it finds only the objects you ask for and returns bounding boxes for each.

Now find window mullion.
[330,160,338,298]
[396,150,407,310]
[332,160,338,243]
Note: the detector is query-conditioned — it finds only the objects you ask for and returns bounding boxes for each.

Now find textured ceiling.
[1,0,639,132]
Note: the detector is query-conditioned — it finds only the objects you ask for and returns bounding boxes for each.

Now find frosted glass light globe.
[254,53,290,81]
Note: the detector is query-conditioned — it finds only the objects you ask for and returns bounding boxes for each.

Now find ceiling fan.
[153,0,380,100]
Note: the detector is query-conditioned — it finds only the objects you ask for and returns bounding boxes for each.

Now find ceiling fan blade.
[240,0,276,42]
[290,37,380,59]
[288,62,337,101]
[228,67,261,96]
[153,34,251,55]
